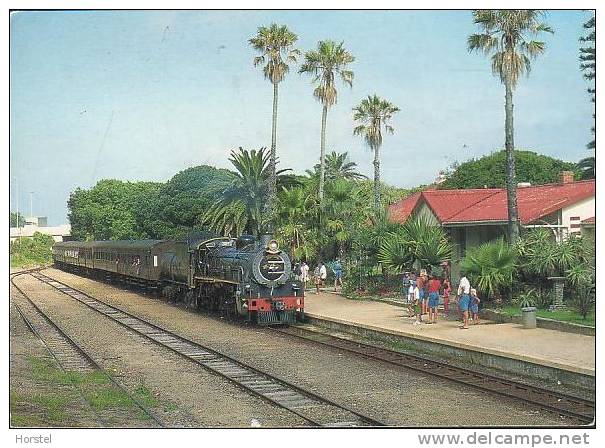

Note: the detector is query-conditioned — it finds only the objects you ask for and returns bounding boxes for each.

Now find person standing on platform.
[457,272,471,329]
[416,272,427,315]
[427,274,442,324]
[319,262,327,289]
[406,279,416,318]
[470,288,481,324]
[332,258,343,292]
[300,261,310,288]
[313,264,321,294]
[442,278,452,317]
[411,281,423,325]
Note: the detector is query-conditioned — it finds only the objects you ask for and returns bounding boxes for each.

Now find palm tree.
[578,156,595,180]
[306,151,367,181]
[249,24,300,230]
[299,40,354,206]
[201,147,298,236]
[468,10,553,245]
[579,14,595,150]
[352,94,400,211]
[275,187,316,261]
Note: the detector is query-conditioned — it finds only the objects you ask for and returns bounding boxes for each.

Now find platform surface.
[304,289,595,375]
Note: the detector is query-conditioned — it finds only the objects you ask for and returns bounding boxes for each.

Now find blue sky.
[10,10,594,224]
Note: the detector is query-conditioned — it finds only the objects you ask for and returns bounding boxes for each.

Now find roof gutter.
[442,220,507,227]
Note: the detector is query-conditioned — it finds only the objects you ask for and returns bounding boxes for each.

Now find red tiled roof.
[581,216,595,224]
[387,191,421,222]
[388,180,595,225]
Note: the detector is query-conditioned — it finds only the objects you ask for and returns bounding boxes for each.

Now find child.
[470,288,481,324]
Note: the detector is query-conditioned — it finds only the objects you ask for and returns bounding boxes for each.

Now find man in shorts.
[457,272,471,329]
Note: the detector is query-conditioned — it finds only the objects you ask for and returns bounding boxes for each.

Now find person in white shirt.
[457,273,471,329]
[314,262,327,294]
[300,261,310,287]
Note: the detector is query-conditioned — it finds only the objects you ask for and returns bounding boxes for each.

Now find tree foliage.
[201,147,299,236]
[440,150,580,189]
[10,232,56,267]
[352,94,400,210]
[378,216,452,273]
[68,180,162,241]
[249,23,300,227]
[460,238,517,300]
[579,13,595,150]
[299,40,355,205]
[10,212,26,228]
[68,165,233,241]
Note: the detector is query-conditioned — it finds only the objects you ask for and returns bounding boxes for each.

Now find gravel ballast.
[33,268,569,427]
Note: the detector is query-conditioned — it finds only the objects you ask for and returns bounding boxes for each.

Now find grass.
[13,356,148,426]
[86,388,135,411]
[133,383,177,413]
[499,305,595,327]
[133,383,159,408]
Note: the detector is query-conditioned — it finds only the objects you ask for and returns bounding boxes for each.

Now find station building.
[388,171,595,283]
[10,216,71,243]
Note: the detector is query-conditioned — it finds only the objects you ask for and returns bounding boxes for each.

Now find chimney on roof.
[559,171,575,184]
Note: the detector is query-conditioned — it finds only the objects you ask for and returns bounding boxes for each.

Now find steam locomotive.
[52,232,304,325]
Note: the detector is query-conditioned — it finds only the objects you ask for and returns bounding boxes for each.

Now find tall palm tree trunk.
[504,77,520,245]
[265,82,279,232]
[318,104,328,206]
[373,145,381,210]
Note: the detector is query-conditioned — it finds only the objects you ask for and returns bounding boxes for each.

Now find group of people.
[294,259,343,294]
[403,270,480,329]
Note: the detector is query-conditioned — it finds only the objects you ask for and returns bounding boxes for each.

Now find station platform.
[302,289,595,389]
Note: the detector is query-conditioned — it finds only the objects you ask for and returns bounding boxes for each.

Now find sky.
[9,9,594,225]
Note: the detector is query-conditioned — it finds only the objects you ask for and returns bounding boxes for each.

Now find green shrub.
[10,232,56,267]
[461,238,517,301]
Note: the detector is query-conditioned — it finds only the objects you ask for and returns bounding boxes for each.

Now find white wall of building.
[561,196,595,236]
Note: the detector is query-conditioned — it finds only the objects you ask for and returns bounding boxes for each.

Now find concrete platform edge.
[305,313,595,392]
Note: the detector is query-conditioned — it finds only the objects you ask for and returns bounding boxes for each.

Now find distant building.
[388,172,595,282]
[10,216,71,243]
[24,216,48,227]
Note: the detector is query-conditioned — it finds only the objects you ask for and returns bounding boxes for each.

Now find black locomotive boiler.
[52,232,304,325]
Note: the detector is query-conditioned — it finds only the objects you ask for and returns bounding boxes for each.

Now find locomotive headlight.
[267,240,279,254]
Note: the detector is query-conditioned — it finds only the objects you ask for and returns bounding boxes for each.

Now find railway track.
[271,325,595,425]
[10,271,164,427]
[25,271,385,427]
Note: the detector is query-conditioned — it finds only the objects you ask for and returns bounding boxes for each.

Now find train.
[52,232,304,325]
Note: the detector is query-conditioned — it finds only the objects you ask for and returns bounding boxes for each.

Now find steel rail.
[10,272,165,427]
[270,325,595,425]
[28,271,385,427]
